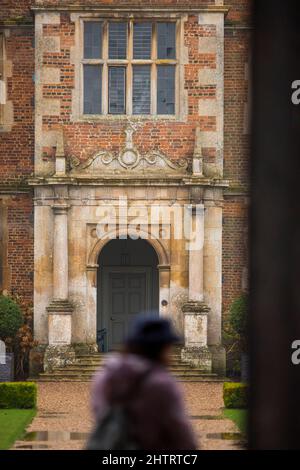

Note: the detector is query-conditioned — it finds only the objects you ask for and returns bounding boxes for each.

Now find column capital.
[51,204,70,215]
[157,264,171,272]
[47,299,74,315]
[182,300,210,314]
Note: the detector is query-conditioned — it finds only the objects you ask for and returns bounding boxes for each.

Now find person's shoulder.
[145,366,181,396]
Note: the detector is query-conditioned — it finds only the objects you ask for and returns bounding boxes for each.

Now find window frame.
[80,18,180,118]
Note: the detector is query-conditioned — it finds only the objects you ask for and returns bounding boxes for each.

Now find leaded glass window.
[82,20,177,115]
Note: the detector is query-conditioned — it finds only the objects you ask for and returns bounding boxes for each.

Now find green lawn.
[223,409,248,435]
[0,409,36,450]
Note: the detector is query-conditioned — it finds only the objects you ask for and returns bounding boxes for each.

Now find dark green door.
[108,271,146,350]
[102,267,152,350]
[97,239,159,351]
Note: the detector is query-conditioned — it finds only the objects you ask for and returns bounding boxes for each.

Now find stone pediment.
[70,149,188,175]
[69,125,188,176]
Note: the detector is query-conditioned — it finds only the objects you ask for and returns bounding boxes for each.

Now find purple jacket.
[91,353,198,450]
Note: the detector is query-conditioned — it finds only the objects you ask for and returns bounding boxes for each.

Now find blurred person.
[87,317,197,450]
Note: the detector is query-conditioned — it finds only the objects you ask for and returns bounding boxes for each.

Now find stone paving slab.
[13,382,245,450]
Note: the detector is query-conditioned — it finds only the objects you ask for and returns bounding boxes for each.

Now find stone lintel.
[182,300,210,314]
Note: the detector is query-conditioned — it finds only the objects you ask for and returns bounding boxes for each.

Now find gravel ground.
[13,382,245,451]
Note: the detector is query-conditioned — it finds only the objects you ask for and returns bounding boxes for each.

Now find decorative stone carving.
[69,124,188,175]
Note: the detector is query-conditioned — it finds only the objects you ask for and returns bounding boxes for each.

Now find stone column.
[44,204,75,372]
[52,205,69,301]
[181,203,212,371]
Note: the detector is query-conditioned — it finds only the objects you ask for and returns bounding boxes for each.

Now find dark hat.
[125,316,181,346]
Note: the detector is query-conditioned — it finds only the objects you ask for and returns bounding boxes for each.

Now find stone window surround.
[82,19,178,116]
[0,28,13,133]
[71,12,187,122]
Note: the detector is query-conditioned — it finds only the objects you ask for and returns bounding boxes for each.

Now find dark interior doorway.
[97,238,159,351]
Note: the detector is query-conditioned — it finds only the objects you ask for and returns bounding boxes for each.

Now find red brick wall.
[0,11,34,305]
[6,195,34,303]
[222,0,252,314]
[0,1,34,21]
[0,27,34,184]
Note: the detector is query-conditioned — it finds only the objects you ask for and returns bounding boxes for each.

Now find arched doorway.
[97,238,159,351]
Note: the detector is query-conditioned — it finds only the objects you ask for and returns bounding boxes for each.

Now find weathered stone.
[181,346,212,371]
[29,345,47,377]
[208,344,226,376]
[44,345,76,373]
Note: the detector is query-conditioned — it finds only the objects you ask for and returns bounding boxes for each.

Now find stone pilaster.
[181,203,212,371]
[44,203,75,372]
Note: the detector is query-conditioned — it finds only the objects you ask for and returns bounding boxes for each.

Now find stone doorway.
[97,238,159,351]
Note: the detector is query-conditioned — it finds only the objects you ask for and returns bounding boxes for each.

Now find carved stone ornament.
[69,124,188,175]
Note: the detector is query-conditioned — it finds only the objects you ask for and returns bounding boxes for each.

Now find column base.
[182,301,210,350]
[43,344,76,373]
[208,344,226,376]
[47,299,73,346]
[29,345,47,378]
[181,346,212,372]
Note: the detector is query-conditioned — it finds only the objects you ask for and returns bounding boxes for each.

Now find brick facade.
[0,2,34,306]
[223,0,251,314]
[0,1,251,366]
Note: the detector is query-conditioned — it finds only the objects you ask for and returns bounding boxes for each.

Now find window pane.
[133,23,152,59]
[109,67,126,114]
[133,66,151,114]
[109,22,127,59]
[84,22,102,59]
[157,65,175,114]
[157,22,176,59]
[83,65,102,114]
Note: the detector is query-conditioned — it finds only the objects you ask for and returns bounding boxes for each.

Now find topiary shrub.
[223,382,248,409]
[229,293,248,337]
[0,382,37,409]
[0,295,23,340]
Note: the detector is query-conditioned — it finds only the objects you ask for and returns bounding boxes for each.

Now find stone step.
[51,365,208,374]
[75,356,181,362]
[37,349,221,383]
[37,376,223,383]
[39,370,216,380]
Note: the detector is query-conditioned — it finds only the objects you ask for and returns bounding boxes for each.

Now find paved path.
[13,382,244,450]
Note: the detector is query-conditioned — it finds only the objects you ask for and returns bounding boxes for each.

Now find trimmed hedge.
[0,382,37,409]
[223,382,248,409]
